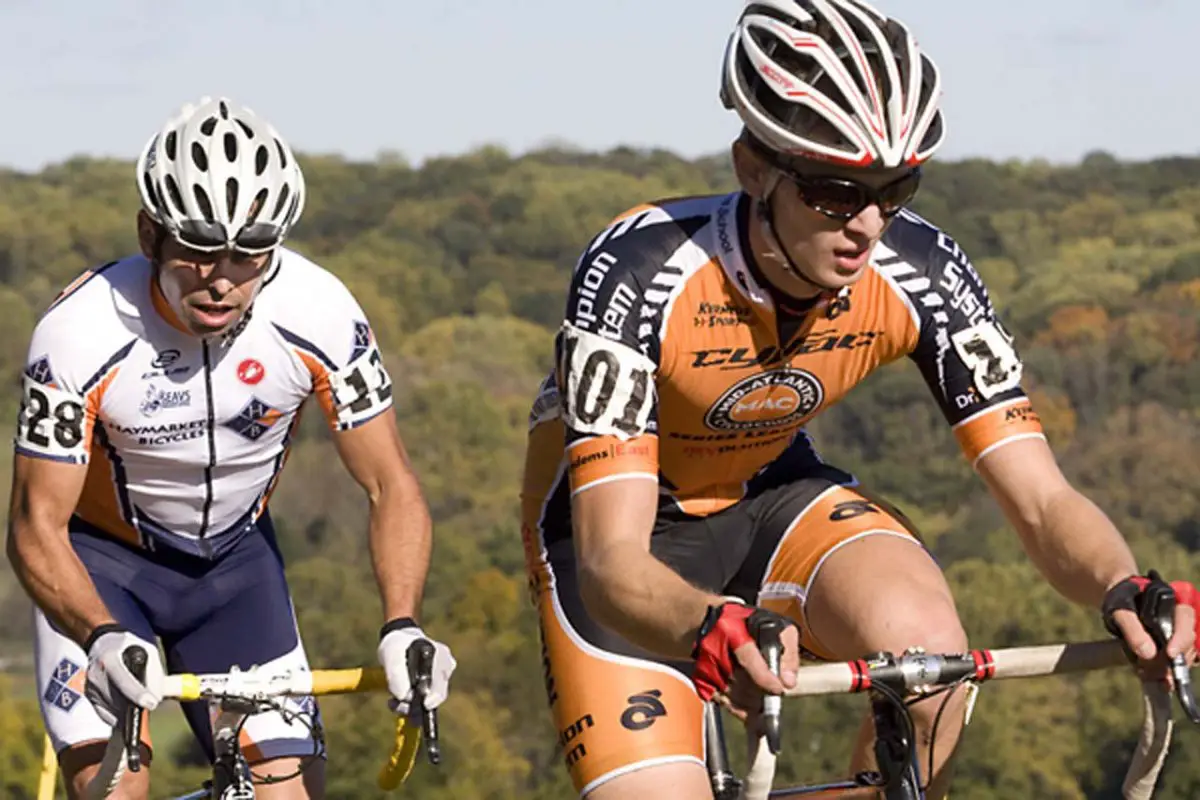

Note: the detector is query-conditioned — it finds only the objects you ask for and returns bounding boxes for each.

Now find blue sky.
[1,0,1191,170]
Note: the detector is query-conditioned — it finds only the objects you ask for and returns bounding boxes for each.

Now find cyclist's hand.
[377,619,457,715]
[1103,572,1199,679]
[83,626,165,727]
[692,602,799,707]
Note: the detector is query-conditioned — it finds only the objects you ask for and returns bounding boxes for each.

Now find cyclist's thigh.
[37,532,157,796]
[161,522,321,767]
[532,538,708,798]
[730,479,958,659]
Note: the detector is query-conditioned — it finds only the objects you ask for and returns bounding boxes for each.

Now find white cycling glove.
[83,625,165,727]
[377,618,456,716]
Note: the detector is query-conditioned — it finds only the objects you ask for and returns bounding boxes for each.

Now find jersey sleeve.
[553,216,664,495]
[15,304,132,465]
[898,221,1046,466]
[273,267,394,431]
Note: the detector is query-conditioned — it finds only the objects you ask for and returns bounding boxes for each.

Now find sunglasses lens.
[798,178,866,220]
[235,223,283,254]
[176,221,227,251]
[878,171,922,215]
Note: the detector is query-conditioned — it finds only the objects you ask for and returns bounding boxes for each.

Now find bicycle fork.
[704,702,742,800]
[210,705,255,800]
[870,692,922,800]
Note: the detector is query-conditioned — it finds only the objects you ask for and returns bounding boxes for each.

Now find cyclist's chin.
[805,260,867,291]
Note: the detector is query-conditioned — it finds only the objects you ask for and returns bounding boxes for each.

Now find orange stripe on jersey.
[673,485,747,518]
[149,276,191,334]
[953,398,1046,465]
[76,446,141,547]
[566,435,658,494]
[46,269,96,314]
[521,417,567,586]
[255,411,305,520]
[84,368,121,456]
[606,203,656,226]
[296,352,336,426]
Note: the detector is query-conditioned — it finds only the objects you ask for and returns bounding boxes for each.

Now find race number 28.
[17,377,87,458]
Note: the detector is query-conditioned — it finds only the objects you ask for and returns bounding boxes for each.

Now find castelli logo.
[237,359,265,385]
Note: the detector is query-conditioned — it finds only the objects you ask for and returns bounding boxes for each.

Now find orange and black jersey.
[523,192,1044,548]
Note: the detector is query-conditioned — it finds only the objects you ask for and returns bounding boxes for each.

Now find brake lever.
[1138,571,1200,724]
[122,645,148,772]
[406,639,441,765]
[748,613,785,755]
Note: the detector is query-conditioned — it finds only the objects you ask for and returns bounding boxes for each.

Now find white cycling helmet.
[136,96,305,254]
[721,0,946,168]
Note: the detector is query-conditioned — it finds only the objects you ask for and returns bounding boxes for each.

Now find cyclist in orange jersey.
[520,2,1200,797]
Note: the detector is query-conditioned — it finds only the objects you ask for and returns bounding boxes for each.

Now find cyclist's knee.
[804,532,966,658]
[584,760,713,799]
[61,741,152,800]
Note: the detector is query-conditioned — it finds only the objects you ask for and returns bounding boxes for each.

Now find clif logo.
[237,359,265,385]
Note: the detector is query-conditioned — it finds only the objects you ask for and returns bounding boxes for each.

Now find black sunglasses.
[777,167,922,221]
[175,220,284,256]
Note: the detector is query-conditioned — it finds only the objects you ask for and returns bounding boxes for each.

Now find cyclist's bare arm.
[332,411,432,622]
[573,474,721,659]
[6,453,112,643]
[977,437,1138,604]
[973,437,1200,659]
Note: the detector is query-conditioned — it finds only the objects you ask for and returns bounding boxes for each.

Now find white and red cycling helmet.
[720,0,946,168]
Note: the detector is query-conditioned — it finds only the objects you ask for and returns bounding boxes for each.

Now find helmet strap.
[754,172,842,294]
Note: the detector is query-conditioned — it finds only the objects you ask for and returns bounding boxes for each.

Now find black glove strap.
[380,617,420,641]
[1101,570,1175,643]
[83,623,129,654]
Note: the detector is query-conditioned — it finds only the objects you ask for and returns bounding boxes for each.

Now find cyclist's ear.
[136,210,165,262]
[732,136,772,201]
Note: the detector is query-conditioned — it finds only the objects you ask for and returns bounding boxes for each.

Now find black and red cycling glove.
[1101,570,1199,656]
[691,602,795,701]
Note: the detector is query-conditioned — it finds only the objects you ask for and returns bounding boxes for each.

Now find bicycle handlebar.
[739,638,1190,800]
[87,649,438,799]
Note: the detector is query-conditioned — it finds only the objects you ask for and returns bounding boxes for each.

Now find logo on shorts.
[620,689,667,731]
[43,658,85,713]
[704,368,824,431]
[237,358,265,385]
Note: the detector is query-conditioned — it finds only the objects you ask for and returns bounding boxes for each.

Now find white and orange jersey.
[523,192,1045,551]
[14,248,393,559]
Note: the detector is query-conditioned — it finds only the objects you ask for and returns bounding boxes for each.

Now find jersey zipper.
[198,340,218,554]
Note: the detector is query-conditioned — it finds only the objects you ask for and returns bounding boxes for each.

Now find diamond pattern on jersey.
[224,396,284,442]
[26,356,55,386]
[43,657,84,712]
[350,320,371,362]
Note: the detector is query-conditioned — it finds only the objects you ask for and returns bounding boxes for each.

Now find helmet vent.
[164,174,187,217]
[193,185,216,224]
[191,142,208,173]
[273,183,291,219]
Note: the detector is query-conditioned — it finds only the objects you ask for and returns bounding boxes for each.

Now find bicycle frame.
[710,638,1193,800]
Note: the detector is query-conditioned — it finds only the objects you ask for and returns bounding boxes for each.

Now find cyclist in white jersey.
[5,97,456,800]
